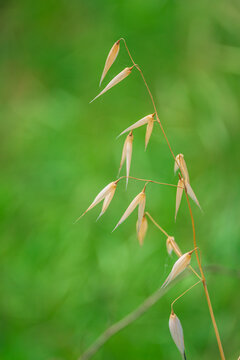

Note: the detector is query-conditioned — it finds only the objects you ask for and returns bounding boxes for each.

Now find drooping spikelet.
[136,214,148,246]
[90,66,134,103]
[166,236,182,257]
[169,311,186,359]
[175,178,184,221]
[117,113,155,146]
[118,131,133,188]
[174,154,201,211]
[113,186,146,232]
[76,181,117,222]
[161,250,194,289]
[99,40,120,86]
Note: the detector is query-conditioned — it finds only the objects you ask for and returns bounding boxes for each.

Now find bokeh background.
[0,0,240,359]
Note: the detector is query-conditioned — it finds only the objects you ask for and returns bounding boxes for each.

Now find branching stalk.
[121,37,225,360]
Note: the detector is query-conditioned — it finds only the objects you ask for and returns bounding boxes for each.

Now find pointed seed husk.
[174,154,189,183]
[175,178,184,221]
[145,116,154,150]
[76,181,117,222]
[185,182,201,210]
[136,214,148,246]
[99,40,120,86]
[113,188,146,232]
[90,67,133,103]
[166,236,182,257]
[169,312,186,359]
[161,251,193,289]
[117,113,154,138]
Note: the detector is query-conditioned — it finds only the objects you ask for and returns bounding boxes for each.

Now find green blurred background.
[0,0,239,359]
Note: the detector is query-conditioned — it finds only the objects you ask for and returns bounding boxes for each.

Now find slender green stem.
[171,280,202,313]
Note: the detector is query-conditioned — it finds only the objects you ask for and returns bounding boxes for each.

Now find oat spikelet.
[166,236,182,257]
[100,40,120,86]
[185,182,201,210]
[76,181,117,222]
[113,187,146,232]
[169,312,186,359]
[175,178,184,221]
[117,113,155,139]
[90,66,133,103]
[145,115,154,150]
[136,214,148,246]
[118,131,133,188]
[174,154,189,183]
[161,251,193,289]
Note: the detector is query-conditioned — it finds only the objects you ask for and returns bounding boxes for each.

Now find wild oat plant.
[78,38,226,360]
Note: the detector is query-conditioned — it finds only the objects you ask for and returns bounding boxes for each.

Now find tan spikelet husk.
[145,116,154,150]
[125,132,133,188]
[137,192,146,233]
[161,251,193,289]
[90,66,133,103]
[166,237,173,255]
[117,114,154,138]
[118,132,133,184]
[166,236,182,257]
[174,154,189,183]
[76,181,117,222]
[185,182,201,210]
[99,40,120,86]
[112,189,145,232]
[136,215,148,246]
[97,183,117,220]
[174,154,180,174]
[169,312,186,358]
[175,178,184,221]
[167,237,182,257]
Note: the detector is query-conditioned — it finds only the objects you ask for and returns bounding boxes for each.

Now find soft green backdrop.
[0,0,239,359]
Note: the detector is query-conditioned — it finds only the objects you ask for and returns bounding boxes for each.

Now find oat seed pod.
[161,251,193,289]
[169,312,186,359]
[175,178,184,221]
[118,131,133,188]
[90,66,133,103]
[174,154,189,183]
[117,113,155,139]
[166,236,182,257]
[185,182,201,210]
[136,214,148,246]
[145,115,154,150]
[76,181,117,222]
[99,40,120,86]
[113,187,146,232]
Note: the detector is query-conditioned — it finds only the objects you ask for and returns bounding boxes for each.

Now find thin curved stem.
[171,280,202,313]
[145,211,169,237]
[184,188,225,360]
[121,37,225,360]
[116,175,182,188]
[145,212,202,281]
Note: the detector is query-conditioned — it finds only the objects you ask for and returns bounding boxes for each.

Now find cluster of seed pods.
[78,39,203,359]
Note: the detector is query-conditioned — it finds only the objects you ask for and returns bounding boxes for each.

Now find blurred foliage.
[0,0,240,359]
